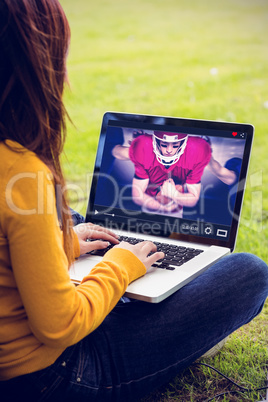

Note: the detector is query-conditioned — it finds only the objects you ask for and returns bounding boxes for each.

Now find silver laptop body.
[70,112,254,303]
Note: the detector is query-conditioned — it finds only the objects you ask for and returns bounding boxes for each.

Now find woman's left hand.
[73,223,120,255]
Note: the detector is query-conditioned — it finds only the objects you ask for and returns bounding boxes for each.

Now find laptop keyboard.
[88,235,204,271]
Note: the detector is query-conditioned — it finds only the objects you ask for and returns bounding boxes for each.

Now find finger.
[86,240,110,252]
[90,225,117,236]
[146,251,165,266]
[138,241,157,254]
[80,222,118,236]
[88,230,120,244]
[86,224,119,239]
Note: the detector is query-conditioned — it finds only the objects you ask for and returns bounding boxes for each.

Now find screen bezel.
[85,112,254,251]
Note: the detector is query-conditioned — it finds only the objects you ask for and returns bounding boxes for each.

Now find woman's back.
[0,141,66,379]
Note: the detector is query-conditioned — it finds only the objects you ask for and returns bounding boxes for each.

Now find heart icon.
[232,132,238,137]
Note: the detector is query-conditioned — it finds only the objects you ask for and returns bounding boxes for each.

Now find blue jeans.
[69,208,85,225]
[2,253,268,402]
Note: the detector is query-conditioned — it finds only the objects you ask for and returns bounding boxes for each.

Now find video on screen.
[94,126,246,227]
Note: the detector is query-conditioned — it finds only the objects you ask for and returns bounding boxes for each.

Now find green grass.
[61,0,268,400]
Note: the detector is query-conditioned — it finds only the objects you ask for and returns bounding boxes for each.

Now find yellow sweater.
[0,140,146,381]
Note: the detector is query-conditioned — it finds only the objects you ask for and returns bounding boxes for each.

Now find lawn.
[61,0,268,400]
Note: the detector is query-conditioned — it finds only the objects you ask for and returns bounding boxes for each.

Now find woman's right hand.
[114,241,165,272]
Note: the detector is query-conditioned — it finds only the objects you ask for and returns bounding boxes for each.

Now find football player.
[112,130,211,216]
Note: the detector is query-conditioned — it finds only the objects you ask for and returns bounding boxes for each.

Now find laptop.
[69,112,254,303]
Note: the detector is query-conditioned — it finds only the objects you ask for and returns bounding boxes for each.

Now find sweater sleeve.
[3,152,146,348]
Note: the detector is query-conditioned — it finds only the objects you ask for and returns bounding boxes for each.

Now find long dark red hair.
[0,0,73,264]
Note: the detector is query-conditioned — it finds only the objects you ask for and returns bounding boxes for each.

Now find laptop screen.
[86,112,254,251]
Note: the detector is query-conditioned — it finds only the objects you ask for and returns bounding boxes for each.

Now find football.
[155,184,183,205]
[155,192,173,206]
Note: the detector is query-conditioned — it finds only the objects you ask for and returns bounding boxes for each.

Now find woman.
[0,1,267,401]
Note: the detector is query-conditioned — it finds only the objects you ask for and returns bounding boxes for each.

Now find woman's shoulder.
[0,140,55,224]
[0,140,51,176]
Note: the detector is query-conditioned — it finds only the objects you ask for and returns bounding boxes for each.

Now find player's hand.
[160,178,177,198]
[73,223,120,255]
[114,241,165,272]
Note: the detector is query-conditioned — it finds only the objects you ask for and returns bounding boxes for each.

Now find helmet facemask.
[152,132,188,167]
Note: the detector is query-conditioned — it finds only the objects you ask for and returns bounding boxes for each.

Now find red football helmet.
[152,131,188,166]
